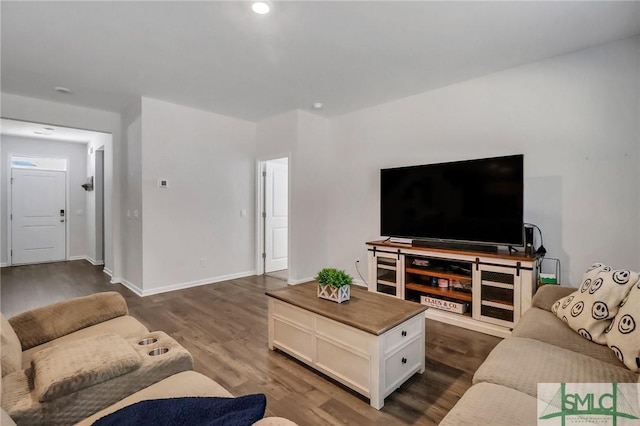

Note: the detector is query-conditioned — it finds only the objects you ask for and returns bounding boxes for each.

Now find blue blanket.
[92,394,267,426]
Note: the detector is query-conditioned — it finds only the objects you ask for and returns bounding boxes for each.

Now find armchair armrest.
[531,285,576,312]
[9,292,128,351]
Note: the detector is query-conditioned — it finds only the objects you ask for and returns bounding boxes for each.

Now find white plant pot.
[317,283,350,303]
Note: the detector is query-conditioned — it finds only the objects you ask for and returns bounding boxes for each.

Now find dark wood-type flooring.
[1,261,502,425]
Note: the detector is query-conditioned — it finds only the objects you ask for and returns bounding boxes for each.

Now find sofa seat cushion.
[473,337,638,397]
[439,383,536,426]
[21,316,149,369]
[76,371,233,425]
[1,315,22,377]
[513,307,623,366]
[32,334,142,402]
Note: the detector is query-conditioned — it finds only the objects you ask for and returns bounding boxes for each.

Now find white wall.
[327,36,640,286]
[0,136,88,264]
[256,110,331,283]
[120,101,143,291]
[139,97,256,294]
[294,111,331,280]
[0,94,121,278]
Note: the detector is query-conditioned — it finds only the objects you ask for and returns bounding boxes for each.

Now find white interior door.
[265,160,288,273]
[11,169,66,265]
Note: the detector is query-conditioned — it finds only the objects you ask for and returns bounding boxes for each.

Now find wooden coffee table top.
[266,281,426,336]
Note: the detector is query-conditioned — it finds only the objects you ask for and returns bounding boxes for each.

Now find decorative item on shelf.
[451,279,473,293]
[413,258,430,267]
[438,278,449,288]
[316,268,353,303]
[421,296,469,314]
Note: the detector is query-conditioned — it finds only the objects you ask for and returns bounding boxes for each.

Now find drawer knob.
[401,330,407,337]
[401,357,407,364]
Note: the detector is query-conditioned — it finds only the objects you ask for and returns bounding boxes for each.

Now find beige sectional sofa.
[1,292,297,425]
[440,285,639,425]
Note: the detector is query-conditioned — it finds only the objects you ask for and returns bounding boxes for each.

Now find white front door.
[11,169,66,265]
[265,160,288,273]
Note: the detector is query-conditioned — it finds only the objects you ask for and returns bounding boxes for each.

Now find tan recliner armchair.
[1,292,194,425]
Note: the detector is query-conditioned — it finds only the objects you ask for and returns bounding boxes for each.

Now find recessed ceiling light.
[34,131,52,135]
[43,127,55,131]
[252,2,270,15]
[312,102,323,110]
[54,86,72,94]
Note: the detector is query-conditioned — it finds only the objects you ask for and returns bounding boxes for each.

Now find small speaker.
[524,226,534,255]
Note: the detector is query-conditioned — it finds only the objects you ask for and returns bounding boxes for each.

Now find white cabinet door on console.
[472,264,522,328]
[367,249,405,298]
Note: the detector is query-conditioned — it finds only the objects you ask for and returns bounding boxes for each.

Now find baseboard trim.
[287,277,314,285]
[86,256,104,266]
[67,255,104,266]
[140,270,257,297]
[0,262,7,268]
[119,278,143,296]
[103,268,113,278]
[352,279,367,288]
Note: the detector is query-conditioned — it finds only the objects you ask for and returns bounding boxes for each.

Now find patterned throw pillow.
[552,263,639,345]
[605,281,640,371]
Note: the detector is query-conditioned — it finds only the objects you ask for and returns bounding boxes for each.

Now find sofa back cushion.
[1,314,22,377]
[552,263,639,345]
[9,292,128,350]
[605,281,640,372]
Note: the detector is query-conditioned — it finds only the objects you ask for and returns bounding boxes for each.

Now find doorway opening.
[1,118,113,274]
[257,157,289,281]
[9,155,68,265]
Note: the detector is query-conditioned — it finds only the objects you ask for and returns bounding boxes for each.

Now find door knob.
[60,219,65,222]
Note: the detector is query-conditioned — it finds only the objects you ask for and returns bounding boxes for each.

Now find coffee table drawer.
[384,314,422,354]
[384,337,422,394]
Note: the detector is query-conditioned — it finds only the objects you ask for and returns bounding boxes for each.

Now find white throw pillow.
[605,281,640,371]
[552,263,639,345]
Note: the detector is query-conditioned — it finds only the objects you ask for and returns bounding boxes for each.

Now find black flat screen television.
[380,154,524,247]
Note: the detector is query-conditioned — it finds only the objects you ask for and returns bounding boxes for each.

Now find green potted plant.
[316,268,353,303]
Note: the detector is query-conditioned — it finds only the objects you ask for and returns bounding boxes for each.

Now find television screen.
[380,154,524,246]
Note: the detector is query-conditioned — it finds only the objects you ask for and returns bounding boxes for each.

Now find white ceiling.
[0,118,105,143]
[1,1,639,122]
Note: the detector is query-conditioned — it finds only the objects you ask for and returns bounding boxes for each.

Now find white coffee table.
[266,282,426,409]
